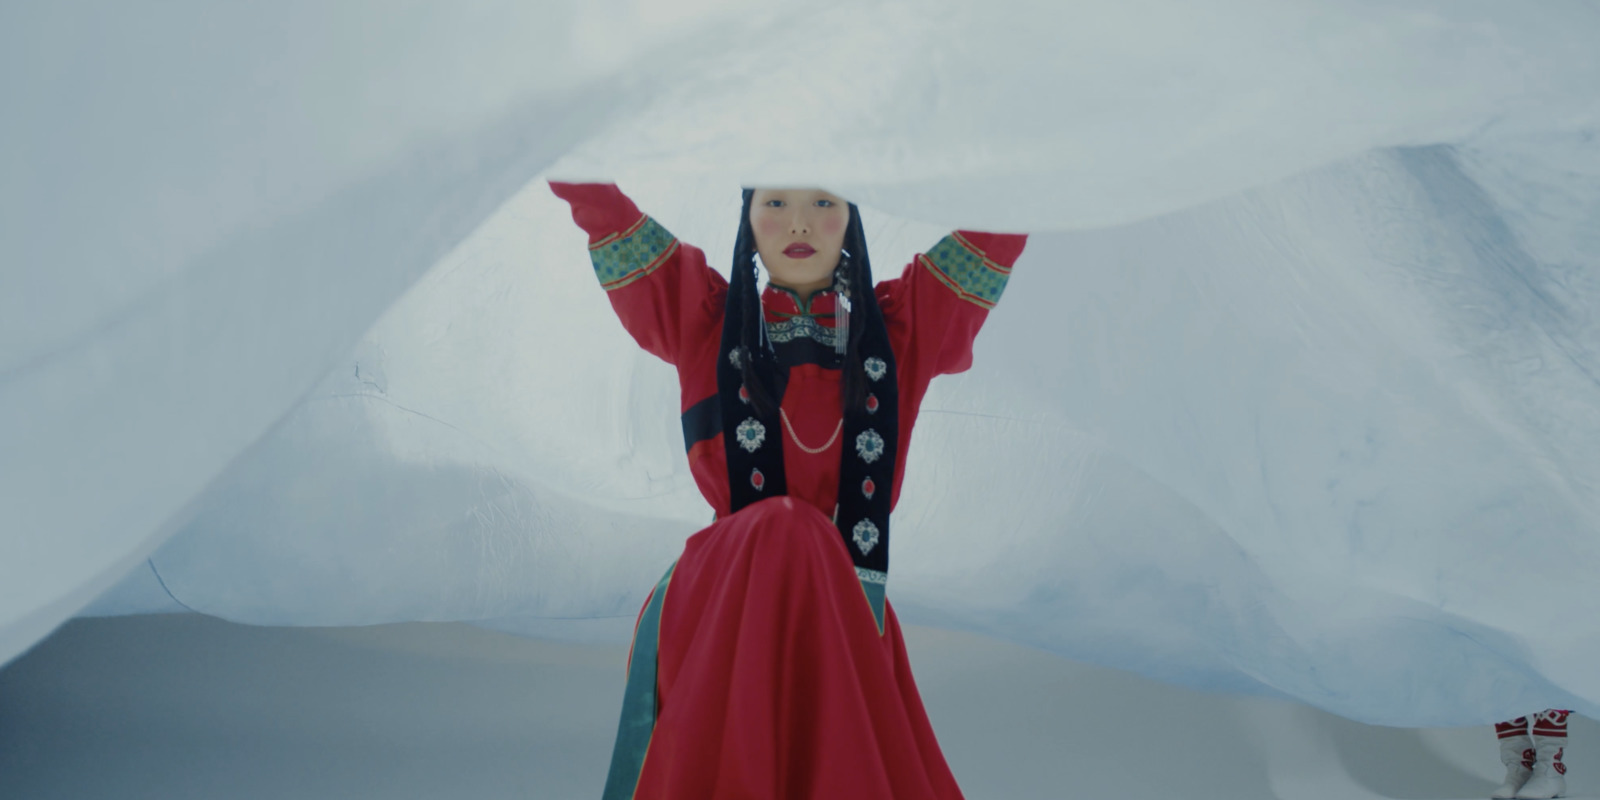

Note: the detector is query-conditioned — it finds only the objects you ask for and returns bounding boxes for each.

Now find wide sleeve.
[877,230,1028,378]
[549,181,726,366]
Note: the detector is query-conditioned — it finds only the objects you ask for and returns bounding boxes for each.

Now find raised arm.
[549,181,726,366]
[877,229,1028,379]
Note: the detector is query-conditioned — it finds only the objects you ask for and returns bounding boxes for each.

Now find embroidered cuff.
[589,215,679,292]
[918,231,1013,309]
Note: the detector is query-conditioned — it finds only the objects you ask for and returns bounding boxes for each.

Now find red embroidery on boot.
[1523,748,1537,770]
[1534,710,1570,737]
[1554,748,1566,775]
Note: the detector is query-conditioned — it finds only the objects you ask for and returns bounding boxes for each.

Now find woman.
[550,181,1026,799]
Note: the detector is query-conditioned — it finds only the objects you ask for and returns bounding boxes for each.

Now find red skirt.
[602,496,964,799]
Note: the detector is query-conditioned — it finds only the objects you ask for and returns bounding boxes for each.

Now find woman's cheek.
[755,216,784,240]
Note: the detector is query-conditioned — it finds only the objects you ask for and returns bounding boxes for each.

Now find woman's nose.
[788,211,809,234]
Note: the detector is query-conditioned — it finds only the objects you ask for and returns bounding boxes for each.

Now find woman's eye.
[765,200,784,208]
[816,199,834,207]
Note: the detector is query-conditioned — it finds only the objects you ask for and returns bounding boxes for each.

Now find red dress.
[551,183,1026,799]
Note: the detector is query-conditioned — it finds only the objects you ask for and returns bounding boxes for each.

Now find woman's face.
[749,188,850,296]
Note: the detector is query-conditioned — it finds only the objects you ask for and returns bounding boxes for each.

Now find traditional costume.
[550,182,1026,799]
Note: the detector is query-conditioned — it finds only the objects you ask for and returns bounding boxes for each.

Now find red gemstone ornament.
[739,385,751,404]
[865,394,879,414]
[862,477,876,499]
[751,468,765,490]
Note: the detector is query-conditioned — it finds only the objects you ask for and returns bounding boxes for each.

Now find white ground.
[3,614,1593,800]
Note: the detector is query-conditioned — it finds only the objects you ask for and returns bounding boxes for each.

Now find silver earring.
[833,255,852,355]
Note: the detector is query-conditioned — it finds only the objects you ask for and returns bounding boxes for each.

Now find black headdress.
[718,190,899,629]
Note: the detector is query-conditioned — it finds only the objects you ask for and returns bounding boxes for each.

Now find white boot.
[1517,711,1569,800]
[1493,732,1535,799]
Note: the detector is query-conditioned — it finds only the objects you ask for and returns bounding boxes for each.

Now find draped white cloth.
[4,0,1600,725]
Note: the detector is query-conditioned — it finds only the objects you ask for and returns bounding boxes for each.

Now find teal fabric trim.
[591,217,678,292]
[922,233,1011,308]
[859,577,886,634]
[602,561,677,799]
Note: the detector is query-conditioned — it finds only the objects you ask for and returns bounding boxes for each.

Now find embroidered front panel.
[919,232,1013,309]
[767,315,839,347]
[855,567,887,584]
[589,215,680,292]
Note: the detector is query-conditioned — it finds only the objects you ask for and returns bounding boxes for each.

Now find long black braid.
[730,190,779,416]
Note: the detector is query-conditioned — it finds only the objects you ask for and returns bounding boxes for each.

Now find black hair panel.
[734,189,779,416]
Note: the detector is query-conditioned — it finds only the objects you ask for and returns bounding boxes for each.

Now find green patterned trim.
[590,216,679,292]
[767,315,839,347]
[602,561,677,800]
[918,232,1012,309]
[857,567,886,635]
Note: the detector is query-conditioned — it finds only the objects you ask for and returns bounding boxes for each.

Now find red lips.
[783,243,816,258]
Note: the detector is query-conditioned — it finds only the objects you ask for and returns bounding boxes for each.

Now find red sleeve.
[549,181,726,366]
[877,230,1028,378]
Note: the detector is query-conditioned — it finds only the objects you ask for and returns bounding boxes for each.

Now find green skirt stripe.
[602,561,676,800]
